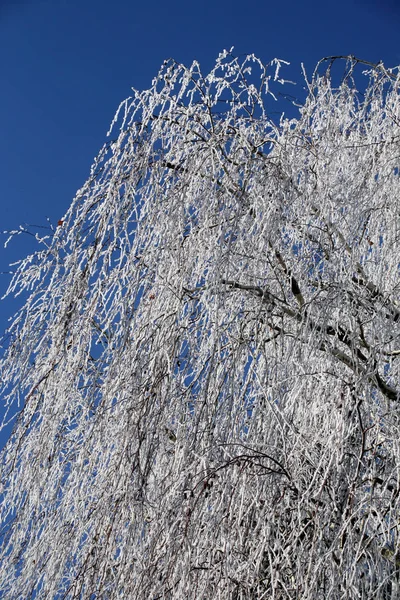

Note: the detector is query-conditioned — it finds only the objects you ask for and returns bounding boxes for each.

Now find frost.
[1,53,400,599]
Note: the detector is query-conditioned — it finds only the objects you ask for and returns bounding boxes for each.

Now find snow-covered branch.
[1,52,400,599]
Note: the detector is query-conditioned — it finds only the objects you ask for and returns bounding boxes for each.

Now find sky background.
[0,0,399,439]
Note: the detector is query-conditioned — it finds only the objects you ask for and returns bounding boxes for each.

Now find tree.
[1,51,400,599]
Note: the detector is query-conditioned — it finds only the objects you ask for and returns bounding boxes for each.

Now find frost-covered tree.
[1,51,400,599]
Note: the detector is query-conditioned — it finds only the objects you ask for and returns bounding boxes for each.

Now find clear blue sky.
[0,0,399,360]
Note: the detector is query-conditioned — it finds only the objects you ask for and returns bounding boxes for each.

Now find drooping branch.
[221,278,399,402]
[1,52,400,599]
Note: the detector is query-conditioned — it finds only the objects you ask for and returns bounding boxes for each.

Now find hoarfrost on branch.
[1,52,400,598]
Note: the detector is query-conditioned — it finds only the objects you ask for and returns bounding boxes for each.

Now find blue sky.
[0,0,399,361]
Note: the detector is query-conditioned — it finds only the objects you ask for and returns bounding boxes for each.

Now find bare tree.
[1,51,400,599]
